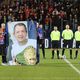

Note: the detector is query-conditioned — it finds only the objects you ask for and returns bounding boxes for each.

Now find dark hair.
[14,23,27,32]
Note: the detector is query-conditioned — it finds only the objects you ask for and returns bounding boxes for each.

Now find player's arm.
[50,32,53,41]
[59,31,60,40]
[71,30,74,39]
[62,31,64,39]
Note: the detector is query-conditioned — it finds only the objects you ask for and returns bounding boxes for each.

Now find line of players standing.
[37,23,80,59]
[50,24,80,59]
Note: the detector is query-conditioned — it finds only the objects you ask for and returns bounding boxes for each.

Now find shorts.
[76,41,80,48]
[63,40,73,48]
[52,40,60,48]
[39,39,44,44]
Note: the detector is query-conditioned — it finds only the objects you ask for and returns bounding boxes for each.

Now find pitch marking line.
[59,54,80,75]
[64,57,80,75]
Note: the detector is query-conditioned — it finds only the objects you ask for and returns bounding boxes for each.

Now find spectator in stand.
[0,13,3,25]
[24,5,31,20]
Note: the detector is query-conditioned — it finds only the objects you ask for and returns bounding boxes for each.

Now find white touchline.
[64,58,80,75]
[60,54,80,75]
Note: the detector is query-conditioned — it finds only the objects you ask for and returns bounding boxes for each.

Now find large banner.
[7,21,37,65]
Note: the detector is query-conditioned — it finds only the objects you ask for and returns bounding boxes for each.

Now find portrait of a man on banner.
[7,21,37,65]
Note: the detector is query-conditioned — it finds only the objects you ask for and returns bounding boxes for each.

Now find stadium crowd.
[0,0,80,31]
[0,0,80,65]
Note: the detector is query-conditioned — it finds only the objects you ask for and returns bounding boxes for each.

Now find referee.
[62,24,73,59]
[74,25,80,59]
[50,26,60,59]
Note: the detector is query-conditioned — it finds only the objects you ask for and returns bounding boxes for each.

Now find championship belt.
[16,46,37,65]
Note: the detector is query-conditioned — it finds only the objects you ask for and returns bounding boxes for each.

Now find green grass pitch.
[0,49,80,80]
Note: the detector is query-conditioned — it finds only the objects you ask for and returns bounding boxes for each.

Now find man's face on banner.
[14,25,27,43]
